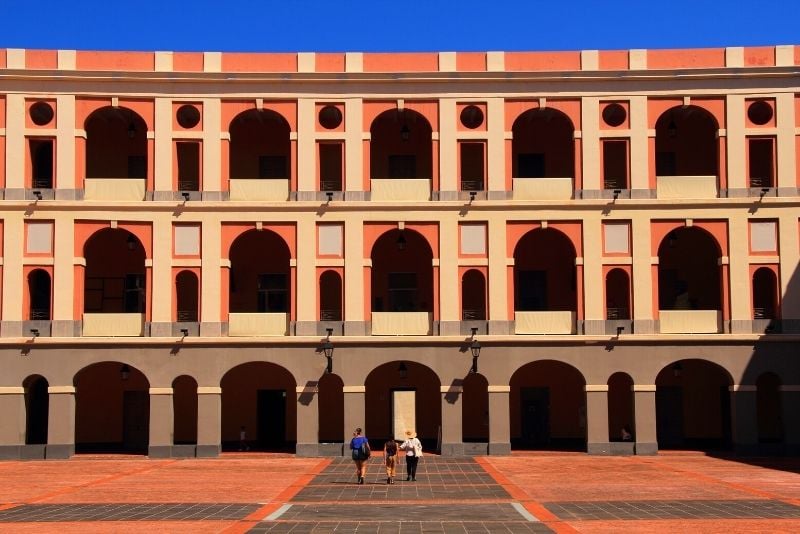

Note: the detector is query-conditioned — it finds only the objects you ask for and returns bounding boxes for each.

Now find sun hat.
[405,430,417,438]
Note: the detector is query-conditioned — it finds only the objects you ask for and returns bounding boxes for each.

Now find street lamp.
[469,327,481,374]
[322,328,334,374]
[120,364,130,381]
[398,361,408,379]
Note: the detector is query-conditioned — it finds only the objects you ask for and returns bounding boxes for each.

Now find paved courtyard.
[0,452,799,532]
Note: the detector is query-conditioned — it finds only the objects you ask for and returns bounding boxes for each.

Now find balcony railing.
[229,179,289,201]
[606,307,629,320]
[228,312,288,336]
[177,310,198,322]
[370,179,431,201]
[83,313,145,336]
[512,177,573,200]
[320,309,342,321]
[319,180,342,192]
[656,176,717,199]
[371,312,431,335]
[659,310,722,333]
[515,311,576,334]
[462,309,485,321]
[30,308,51,321]
[460,179,484,192]
[84,178,146,201]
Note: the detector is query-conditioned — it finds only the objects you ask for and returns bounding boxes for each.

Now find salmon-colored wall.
[0,96,5,128]
[456,52,486,72]
[363,223,439,259]
[507,221,582,257]
[0,49,6,68]
[221,223,296,258]
[25,49,58,69]
[172,52,204,72]
[363,53,438,72]
[505,51,581,71]
[648,98,724,129]
[222,101,297,131]
[647,48,725,69]
[22,266,53,321]
[505,99,581,130]
[76,51,154,71]
[744,47,775,67]
[315,53,345,73]
[25,98,57,129]
[363,101,439,131]
[650,220,727,257]
[74,221,152,258]
[599,50,629,70]
[222,53,297,73]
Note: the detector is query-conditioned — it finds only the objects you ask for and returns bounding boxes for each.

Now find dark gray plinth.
[195,444,220,458]
[172,445,197,458]
[20,444,46,460]
[587,442,611,455]
[635,441,658,455]
[148,445,172,458]
[45,444,74,459]
[0,446,21,460]
[440,442,465,456]
[488,442,511,455]
[463,442,488,456]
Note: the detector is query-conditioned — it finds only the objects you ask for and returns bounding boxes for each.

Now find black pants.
[405,455,419,479]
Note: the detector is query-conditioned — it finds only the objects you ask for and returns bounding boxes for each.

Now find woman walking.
[400,429,422,481]
[349,427,371,484]
[383,436,398,484]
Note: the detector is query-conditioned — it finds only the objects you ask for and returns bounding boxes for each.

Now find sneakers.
[406,476,411,481]
[387,477,391,485]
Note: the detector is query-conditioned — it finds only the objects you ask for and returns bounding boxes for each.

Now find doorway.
[521,387,549,447]
[123,390,149,453]
[257,389,287,449]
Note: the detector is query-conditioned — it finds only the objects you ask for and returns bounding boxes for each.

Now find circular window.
[747,100,773,125]
[319,105,343,129]
[176,105,201,129]
[29,102,54,126]
[602,103,626,127]
[460,105,484,129]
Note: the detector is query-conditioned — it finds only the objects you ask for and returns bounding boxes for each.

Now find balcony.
[656,176,717,199]
[84,179,146,201]
[659,310,722,334]
[370,179,431,201]
[82,313,145,336]
[512,178,573,200]
[515,311,576,334]
[228,312,288,336]
[229,179,289,201]
[371,312,432,335]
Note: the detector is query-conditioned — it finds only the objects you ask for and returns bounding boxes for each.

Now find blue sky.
[5,0,799,52]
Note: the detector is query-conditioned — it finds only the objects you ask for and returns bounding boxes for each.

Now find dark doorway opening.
[257,389,287,449]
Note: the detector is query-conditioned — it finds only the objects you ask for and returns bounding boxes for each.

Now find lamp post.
[322,327,334,374]
[469,327,481,374]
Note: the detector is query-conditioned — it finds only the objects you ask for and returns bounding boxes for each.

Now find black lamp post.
[469,327,481,374]
[322,327,334,374]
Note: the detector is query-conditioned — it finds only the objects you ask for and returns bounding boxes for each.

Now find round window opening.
[176,105,201,129]
[747,100,773,125]
[602,103,626,127]
[30,102,54,126]
[319,105,343,129]
[460,105,484,129]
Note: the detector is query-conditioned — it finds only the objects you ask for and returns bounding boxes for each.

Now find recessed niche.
[176,105,201,129]
[747,100,773,125]
[602,103,626,127]
[460,105,484,129]
[319,105,343,129]
[30,102,54,126]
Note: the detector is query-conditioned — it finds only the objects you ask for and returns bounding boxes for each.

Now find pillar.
[196,386,221,457]
[730,385,758,455]
[296,382,320,456]
[343,386,365,456]
[47,386,75,459]
[585,385,610,454]
[440,383,463,456]
[487,385,510,455]
[148,387,174,458]
[632,385,657,455]
[0,387,25,459]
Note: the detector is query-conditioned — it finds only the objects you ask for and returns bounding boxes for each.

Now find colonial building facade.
[0,46,798,460]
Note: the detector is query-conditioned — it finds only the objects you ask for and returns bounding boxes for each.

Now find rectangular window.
[388,272,417,311]
[517,153,545,178]
[319,142,343,191]
[29,139,54,188]
[748,138,775,188]
[177,142,200,191]
[259,155,287,179]
[602,139,628,189]
[388,155,416,179]
[257,273,288,312]
[459,142,485,191]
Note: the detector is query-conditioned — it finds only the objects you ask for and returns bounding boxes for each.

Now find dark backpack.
[351,439,370,460]
[385,441,397,456]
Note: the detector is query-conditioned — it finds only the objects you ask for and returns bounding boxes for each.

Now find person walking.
[400,429,422,481]
[349,427,371,484]
[383,436,398,484]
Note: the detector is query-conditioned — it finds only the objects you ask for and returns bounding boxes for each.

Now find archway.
[23,374,48,445]
[319,270,342,321]
[228,230,291,314]
[461,269,486,320]
[513,228,577,312]
[318,372,344,443]
[220,362,296,451]
[462,372,489,443]
[657,227,721,311]
[655,359,732,450]
[512,108,574,178]
[756,372,783,443]
[370,229,433,313]
[27,269,51,320]
[84,229,146,314]
[229,109,291,180]
[175,270,199,322]
[85,107,148,179]
[74,362,150,454]
[365,361,441,449]
[370,109,432,180]
[607,372,634,442]
[510,360,586,450]
[655,105,718,177]
[173,375,198,445]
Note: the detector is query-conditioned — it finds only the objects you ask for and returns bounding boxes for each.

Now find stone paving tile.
[544,499,800,520]
[0,503,260,522]
[248,521,553,533]
[278,503,525,522]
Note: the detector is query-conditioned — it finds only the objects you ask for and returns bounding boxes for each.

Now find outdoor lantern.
[396,232,407,251]
[470,341,481,374]
[322,328,334,374]
[667,119,677,138]
[398,361,408,379]
[120,364,130,381]
[400,123,410,141]
[126,233,136,250]
[127,122,136,139]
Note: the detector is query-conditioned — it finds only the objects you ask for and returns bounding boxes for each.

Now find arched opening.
[605,268,630,320]
[220,362,296,451]
[84,229,146,314]
[657,227,721,311]
[229,230,291,314]
[318,372,344,444]
[229,109,291,180]
[655,359,732,450]
[461,269,486,320]
[175,270,199,322]
[319,270,342,321]
[655,105,718,177]
[365,361,441,450]
[28,269,51,320]
[462,372,489,443]
[607,372,634,442]
[85,107,148,179]
[512,108,574,179]
[510,360,586,450]
[752,267,778,320]
[514,228,577,312]
[371,229,433,313]
[74,362,150,454]
[23,375,48,445]
[370,109,432,180]
[172,375,198,445]
[756,372,783,443]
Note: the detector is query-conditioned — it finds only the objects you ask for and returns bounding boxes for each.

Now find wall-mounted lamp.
[469,328,481,374]
[30,328,40,338]
[616,325,625,337]
[469,191,477,204]
[760,187,770,199]
[120,364,131,381]
[667,119,677,138]
[672,362,683,378]
[398,361,408,379]
[612,189,621,201]
[126,233,136,251]
[326,191,334,203]
[127,122,137,139]
[32,190,43,201]
[400,123,410,142]
[181,192,190,202]
[322,327,334,374]
[396,232,407,251]
[180,328,189,338]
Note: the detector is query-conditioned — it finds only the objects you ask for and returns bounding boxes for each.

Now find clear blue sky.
[5,0,799,52]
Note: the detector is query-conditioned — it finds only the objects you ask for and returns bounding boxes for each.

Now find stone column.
[632,385,657,455]
[487,385,510,455]
[148,387,174,458]
[343,386,365,456]
[781,386,800,455]
[730,385,758,455]
[585,385,610,455]
[296,382,320,456]
[440,382,463,456]
[47,386,76,459]
[0,387,25,459]
[196,386,221,457]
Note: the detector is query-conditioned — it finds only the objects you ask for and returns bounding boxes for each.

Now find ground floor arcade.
[1,339,798,459]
